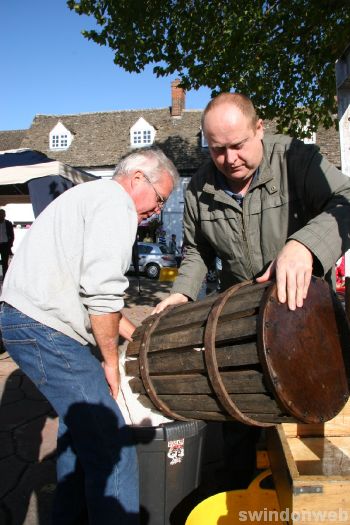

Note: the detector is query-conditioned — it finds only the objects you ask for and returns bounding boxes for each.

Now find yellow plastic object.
[185,470,284,525]
[159,267,178,282]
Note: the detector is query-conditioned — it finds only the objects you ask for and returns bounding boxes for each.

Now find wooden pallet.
[267,400,350,524]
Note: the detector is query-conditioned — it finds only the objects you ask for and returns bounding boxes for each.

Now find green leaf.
[66,0,350,135]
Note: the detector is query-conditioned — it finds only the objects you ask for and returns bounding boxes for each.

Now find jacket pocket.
[250,193,295,214]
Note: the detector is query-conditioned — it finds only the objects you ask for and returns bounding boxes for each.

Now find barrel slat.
[126,284,268,357]
[172,411,295,423]
[152,284,266,333]
[173,411,232,421]
[129,370,265,395]
[136,393,280,414]
[130,324,144,340]
[125,341,259,376]
[245,413,295,423]
[127,315,258,355]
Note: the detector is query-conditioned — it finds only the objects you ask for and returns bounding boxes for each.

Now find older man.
[0,147,178,525]
[154,93,350,489]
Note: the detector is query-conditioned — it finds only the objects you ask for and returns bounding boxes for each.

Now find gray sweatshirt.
[1,179,138,346]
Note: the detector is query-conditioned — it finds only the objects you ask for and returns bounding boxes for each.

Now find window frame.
[130,117,156,148]
[49,123,72,151]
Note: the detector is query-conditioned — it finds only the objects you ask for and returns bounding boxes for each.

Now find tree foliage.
[67,0,350,136]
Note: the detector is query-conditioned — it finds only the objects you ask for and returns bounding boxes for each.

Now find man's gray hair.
[113,147,179,186]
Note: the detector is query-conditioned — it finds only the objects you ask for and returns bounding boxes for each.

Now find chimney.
[171,79,185,117]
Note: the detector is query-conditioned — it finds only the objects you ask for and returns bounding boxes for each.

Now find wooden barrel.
[126,277,350,427]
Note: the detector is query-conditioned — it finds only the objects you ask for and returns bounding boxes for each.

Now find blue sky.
[1,0,211,131]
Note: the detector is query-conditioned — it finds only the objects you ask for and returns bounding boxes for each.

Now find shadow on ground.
[0,361,57,525]
[123,275,173,308]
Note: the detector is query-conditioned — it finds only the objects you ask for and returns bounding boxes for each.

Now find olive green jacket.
[172,134,350,300]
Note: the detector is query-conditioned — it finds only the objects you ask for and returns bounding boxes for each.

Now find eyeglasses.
[142,173,166,208]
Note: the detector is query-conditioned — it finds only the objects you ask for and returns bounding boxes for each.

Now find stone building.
[0,80,342,245]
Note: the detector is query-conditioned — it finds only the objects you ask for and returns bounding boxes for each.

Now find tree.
[67,0,350,136]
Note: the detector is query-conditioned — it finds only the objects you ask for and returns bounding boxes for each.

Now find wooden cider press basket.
[126,277,350,427]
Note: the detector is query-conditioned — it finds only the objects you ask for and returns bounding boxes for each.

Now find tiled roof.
[261,119,341,167]
[0,130,27,151]
[3,108,341,172]
[20,108,211,172]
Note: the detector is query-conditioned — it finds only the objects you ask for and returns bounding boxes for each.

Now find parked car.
[129,242,177,279]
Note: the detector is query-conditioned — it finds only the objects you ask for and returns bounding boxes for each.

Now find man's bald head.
[202,93,259,133]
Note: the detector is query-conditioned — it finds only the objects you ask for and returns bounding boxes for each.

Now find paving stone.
[0,455,26,499]
[122,305,153,326]
[15,415,58,462]
[39,416,58,461]
[3,459,56,525]
[0,359,21,377]
[0,431,14,459]
[0,399,51,431]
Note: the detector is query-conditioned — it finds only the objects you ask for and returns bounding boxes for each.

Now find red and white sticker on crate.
[167,438,185,465]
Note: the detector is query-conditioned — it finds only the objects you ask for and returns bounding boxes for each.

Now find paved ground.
[0,276,223,525]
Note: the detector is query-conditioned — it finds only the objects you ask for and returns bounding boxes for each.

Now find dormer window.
[130,117,155,148]
[49,122,72,150]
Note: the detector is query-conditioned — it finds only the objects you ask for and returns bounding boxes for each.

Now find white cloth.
[117,346,173,427]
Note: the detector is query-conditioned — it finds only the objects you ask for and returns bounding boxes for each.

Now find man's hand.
[152,293,189,314]
[256,240,313,310]
[102,362,120,400]
[119,314,136,342]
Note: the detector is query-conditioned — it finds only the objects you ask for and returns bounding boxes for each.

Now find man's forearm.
[120,314,136,342]
[90,312,121,365]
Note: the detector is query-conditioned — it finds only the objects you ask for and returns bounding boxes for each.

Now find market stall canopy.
[0,148,99,217]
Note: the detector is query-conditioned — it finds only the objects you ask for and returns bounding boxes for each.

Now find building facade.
[0,80,342,248]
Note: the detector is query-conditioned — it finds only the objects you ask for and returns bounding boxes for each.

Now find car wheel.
[145,263,160,279]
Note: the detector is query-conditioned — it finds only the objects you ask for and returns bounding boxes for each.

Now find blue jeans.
[0,303,139,525]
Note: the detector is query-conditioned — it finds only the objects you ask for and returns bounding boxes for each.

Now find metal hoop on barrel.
[138,306,190,422]
[204,280,275,428]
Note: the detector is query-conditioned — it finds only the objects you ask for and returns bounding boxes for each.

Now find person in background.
[0,147,178,525]
[0,209,14,279]
[169,233,182,267]
[143,233,153,242]
[157,229,167,246]
[154,92,350,488]
[168,233,177,254]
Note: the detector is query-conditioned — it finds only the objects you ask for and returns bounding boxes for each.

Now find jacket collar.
[252,140,278,195]
[202,139,278,199]
[202,166,238,207]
